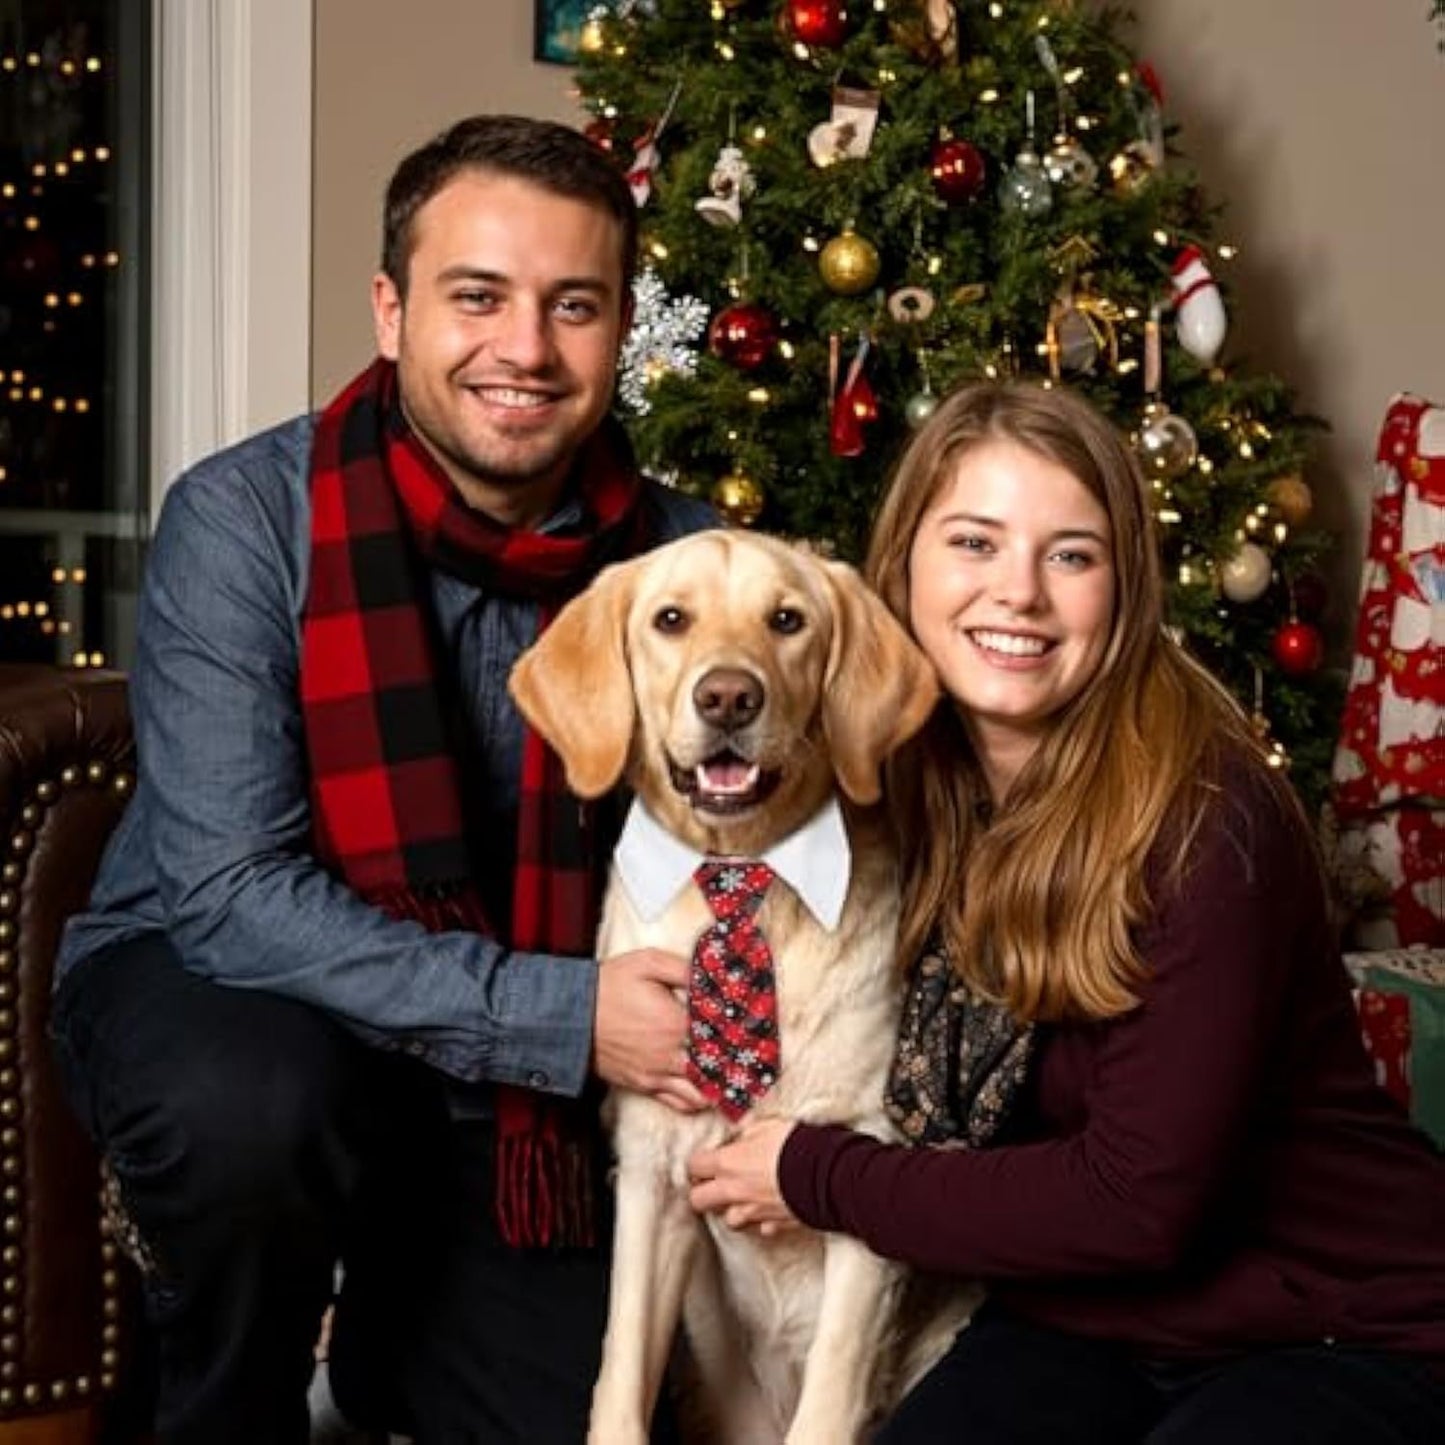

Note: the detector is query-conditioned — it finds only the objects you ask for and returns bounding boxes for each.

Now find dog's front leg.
[785,1234,904,1445]
[589,1155,705,1445]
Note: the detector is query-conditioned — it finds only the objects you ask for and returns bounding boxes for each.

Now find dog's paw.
[587,1415,650,1445]
[587,1430,650,1445]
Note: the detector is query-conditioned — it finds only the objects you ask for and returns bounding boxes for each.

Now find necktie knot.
[693,859,774,919]
[687,858,780,1120]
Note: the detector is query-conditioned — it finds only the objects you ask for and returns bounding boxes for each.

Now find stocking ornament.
[830,334,878,457]
[1171,245,1227,365]
[626,79,682,208]
[695,142,755,227]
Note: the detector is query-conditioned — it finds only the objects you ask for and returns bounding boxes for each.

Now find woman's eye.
[653,606,689,634]
[769,607,805,635]
[947,534,990,553]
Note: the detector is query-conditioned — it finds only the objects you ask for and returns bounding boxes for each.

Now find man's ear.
[372,272,402,361]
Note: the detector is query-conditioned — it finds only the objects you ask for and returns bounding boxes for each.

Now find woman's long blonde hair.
[865,381,1280,1022]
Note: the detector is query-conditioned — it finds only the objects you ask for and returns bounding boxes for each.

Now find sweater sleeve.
[779,776,1307,1280]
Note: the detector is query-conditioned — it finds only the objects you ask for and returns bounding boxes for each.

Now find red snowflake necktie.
[687,860,780,1120]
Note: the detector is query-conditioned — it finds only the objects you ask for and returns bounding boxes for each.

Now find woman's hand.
[688,1118,801,1234]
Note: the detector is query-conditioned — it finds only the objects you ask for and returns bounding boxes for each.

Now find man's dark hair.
[381,113,639,299]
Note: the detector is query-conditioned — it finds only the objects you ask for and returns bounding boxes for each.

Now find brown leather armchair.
[0,665,142,1445]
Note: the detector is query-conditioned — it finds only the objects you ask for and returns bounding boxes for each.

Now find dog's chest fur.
[597,806,907,1397]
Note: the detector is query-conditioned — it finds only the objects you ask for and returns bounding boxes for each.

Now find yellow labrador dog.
[509,530,963,1445]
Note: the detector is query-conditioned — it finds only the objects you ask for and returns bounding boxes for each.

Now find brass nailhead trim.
[2,760,136,1416]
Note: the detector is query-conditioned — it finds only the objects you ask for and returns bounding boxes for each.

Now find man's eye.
[769,608,805,635]
[556,297,600,322]
[653,606,689,634]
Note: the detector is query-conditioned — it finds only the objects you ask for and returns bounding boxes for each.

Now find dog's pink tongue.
[700,758,754,793]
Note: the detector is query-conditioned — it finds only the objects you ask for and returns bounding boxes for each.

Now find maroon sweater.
[780,764,1445,1367]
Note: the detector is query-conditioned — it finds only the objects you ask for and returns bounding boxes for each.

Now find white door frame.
[151,0,312,510]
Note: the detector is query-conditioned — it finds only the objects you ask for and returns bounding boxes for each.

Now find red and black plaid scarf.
[301,358,650,1247]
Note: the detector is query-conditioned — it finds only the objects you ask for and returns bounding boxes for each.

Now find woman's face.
[907,439,1117,789]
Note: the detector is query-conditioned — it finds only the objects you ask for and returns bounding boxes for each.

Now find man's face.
[372,169,630,525]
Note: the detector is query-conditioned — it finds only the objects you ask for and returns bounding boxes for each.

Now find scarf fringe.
[495,1108,597,1250]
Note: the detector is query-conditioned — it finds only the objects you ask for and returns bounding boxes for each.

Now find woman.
[688,381,1445,1443]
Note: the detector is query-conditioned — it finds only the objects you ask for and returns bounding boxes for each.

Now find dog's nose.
[693,668,764,730]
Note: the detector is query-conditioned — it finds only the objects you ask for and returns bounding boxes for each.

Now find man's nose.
[493,300,554,371]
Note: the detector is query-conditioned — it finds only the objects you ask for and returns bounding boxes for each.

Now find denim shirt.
[57,414,716,1098]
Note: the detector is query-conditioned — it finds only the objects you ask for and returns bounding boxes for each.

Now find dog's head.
[509,530,939,853]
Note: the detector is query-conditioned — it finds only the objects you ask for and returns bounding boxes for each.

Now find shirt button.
[404,1040,427,1058]
[527,1070,550,1089]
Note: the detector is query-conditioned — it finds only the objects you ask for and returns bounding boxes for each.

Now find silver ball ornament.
[1220,542,1273,604]
[1045,135,1098,190]
[1136,404,1198,481]
[998,148,1053,218]
[905,391,939,428]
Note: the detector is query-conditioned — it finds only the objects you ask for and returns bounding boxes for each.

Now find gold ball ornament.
[1266,475,1313,527]
[1108,141,1157,195]
[711,471,766,527]
[819,229,881,295]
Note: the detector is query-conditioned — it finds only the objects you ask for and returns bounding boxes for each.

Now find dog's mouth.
[668,749,782,815]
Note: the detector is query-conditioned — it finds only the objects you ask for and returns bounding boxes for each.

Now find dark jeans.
[877,1305,1445,1444]
[50,931,662,1445]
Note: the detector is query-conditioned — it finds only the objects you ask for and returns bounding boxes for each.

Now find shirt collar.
[613,795,851,931]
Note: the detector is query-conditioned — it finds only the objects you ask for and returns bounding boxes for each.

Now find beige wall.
[311,0,1445,625]
[310,0,579,396]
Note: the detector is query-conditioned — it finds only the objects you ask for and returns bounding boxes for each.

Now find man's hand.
[593,948,707,1113]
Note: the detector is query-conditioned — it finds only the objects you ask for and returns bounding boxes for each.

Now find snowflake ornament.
[619,268,709,415]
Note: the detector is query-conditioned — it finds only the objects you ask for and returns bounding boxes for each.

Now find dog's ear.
[819,559,940,805]
[508,558,640,798]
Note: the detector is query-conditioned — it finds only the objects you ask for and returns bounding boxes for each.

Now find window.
[0,1,149,669]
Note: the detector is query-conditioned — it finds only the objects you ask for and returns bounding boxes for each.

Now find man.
[50,115,715,1444]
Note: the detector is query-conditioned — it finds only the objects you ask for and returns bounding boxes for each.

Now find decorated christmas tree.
[575,0,1342,805]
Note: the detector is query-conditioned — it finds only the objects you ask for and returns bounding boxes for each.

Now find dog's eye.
[769,608,805,635]
[653,606,689,634]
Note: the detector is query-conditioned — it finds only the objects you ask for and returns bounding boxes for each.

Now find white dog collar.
[613,795,851,932]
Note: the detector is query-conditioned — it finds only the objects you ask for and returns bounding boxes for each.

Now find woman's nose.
[991,552,1044,613]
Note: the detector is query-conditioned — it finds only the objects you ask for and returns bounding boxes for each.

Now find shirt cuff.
[492,950,599,1098]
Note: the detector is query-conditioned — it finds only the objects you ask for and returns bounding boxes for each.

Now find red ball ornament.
[787,0,850,49]
[1272,620,1324,675]
[930,136,987,204]
[707,301,778,371]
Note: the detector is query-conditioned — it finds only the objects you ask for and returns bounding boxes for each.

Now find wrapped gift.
[1348,951,1445,1147]
[1329,394,1445,950]
[1355,986,1413,1111]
